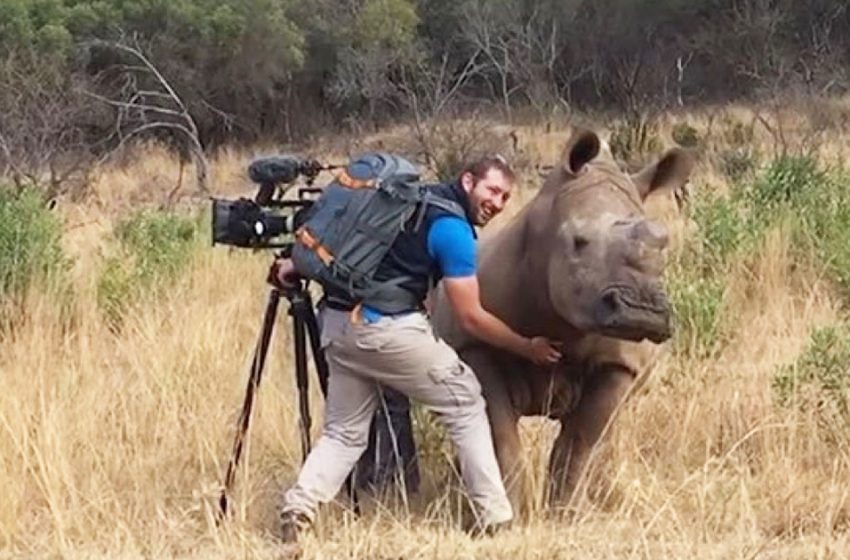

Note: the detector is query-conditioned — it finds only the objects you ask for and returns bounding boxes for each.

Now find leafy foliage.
[97,209,199,327]
[667,267,727,359]
[667,153,850,357]
[773,324,850,440]
[609,115,663,169]
[671,122,700,148]
[0,186,66,304]
[4,0,850,152]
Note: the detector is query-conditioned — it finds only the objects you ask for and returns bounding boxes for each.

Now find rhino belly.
[510,366,584,419]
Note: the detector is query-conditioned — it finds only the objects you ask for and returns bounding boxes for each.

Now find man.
[274,155,561,543]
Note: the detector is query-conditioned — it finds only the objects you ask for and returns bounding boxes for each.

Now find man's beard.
[475,206,495,226]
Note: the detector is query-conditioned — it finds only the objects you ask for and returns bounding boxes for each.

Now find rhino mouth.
[594,284,671,343]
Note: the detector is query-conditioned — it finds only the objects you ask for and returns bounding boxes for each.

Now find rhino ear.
[562,129,600,175]
[632,148,695,201]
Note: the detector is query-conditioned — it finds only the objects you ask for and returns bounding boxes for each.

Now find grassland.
[2,100,850,558]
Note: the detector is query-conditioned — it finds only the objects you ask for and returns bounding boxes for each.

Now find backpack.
[291,152,466,313]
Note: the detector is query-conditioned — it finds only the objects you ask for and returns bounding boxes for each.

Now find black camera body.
[211,155,327,251]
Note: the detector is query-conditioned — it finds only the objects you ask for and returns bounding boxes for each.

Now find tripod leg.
[302,295,329,397]
[218,289,281,520]
[291,306,313,461]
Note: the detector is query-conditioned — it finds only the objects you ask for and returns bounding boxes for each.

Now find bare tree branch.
[86,38,210,198]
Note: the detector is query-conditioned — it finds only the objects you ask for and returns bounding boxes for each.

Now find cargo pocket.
[427,360,481,408]
[354,326,390,352]
[319,308,349,351]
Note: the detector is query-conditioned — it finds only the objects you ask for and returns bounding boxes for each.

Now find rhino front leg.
[548,367,633,507]
[461,348,528,516]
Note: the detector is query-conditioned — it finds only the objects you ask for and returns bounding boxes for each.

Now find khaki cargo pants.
[282,308,513,527]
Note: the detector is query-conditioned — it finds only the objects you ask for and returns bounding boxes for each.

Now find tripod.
[217,278,359,520]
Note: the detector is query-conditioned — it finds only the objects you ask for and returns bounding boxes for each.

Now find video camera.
[211,155,337,251]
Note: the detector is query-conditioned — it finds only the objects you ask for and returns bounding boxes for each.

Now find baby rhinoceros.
[432,128,694,512]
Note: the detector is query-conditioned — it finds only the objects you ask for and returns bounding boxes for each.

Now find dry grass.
[3,102,850,558]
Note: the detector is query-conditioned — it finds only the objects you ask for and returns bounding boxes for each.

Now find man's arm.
[442,275,561,365]
[428,216,560,365]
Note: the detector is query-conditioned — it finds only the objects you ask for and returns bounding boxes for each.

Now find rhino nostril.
[602,290,620,313]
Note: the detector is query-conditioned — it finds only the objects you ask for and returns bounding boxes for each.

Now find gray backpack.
[291,153,465,313]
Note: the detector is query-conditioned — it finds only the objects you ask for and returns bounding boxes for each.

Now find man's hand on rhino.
[526,337,562,365]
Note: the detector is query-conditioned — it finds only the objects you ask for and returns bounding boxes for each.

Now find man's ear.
[460,171,474,193]
[631,148,695,201]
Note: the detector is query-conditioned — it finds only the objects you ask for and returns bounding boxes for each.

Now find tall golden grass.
[3,103,850,558]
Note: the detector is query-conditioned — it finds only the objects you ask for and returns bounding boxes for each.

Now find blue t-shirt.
[362,216,475,322]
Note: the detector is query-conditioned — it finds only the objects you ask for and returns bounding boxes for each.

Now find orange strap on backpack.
[336,169,375,189]
[295,228,335,265]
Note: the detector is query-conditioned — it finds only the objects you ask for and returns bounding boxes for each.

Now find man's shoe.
[468,518,512,538]
[280,510,312,544]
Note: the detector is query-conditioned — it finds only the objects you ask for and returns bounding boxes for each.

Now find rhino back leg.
[460,347,529,515]
[548,366,633,507]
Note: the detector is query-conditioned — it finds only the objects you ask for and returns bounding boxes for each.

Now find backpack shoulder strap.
[423,193,465,218]
[410,190,466,232]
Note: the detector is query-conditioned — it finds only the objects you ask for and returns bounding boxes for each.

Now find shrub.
[609,115,662,168]
[667,262,727,359]
[712,117,759,182]
[735,155,850,300]
[688,191,749,272]
[416,117,513,181]
[717,148,757,183]
[799,168,850,300]
[773,324,850,439]
[0,186,66,303]
[721,118,755,148]
[745,155,825,217]
[671,122,700,148]
[665,185,753,358]
[97,209,199,326]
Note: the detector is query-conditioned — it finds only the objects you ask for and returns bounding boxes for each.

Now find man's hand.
[268,258,301,289]
[525,337,562,366]
[443,275,562,365]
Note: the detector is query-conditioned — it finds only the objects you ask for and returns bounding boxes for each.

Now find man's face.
[461,167,513,226]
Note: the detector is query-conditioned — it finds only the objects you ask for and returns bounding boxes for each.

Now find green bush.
[609,115,662,168]
[720,118,755,148]
[688,191,749,272]
[665,155,830,357]
[809,202,850,299]
[745,155,825,218]
[667,263,727,359]
[737,156,850,300]
[0,186,66,303]
[717,148,757,183]
[665,187,751,358]
[773,324,850,437]
[666,154,850,359]
[671,122,700,148]
[97,209,199,326]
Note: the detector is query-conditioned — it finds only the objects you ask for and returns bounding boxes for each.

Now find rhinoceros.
[431,128,694,510]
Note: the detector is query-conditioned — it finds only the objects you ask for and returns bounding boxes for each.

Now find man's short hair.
[460,154,516,184]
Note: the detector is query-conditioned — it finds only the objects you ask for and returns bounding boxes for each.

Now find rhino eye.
[573,235,589,252]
